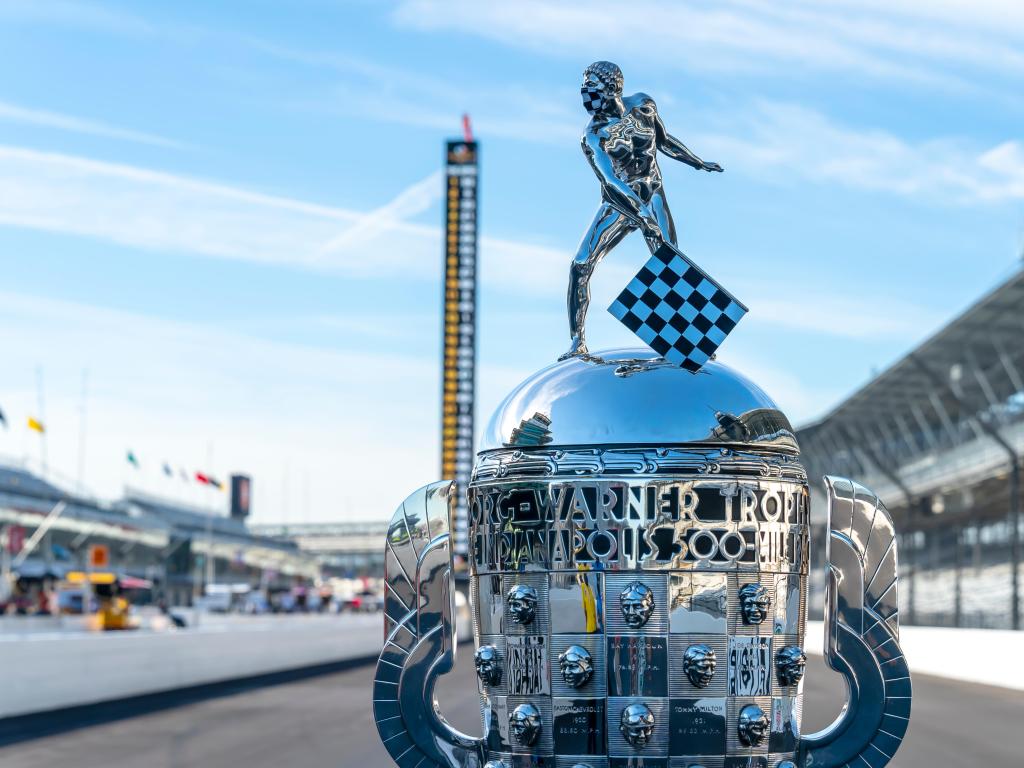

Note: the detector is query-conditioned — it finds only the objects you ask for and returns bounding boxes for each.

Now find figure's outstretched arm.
[583,132,660,235]
[654,111,723,172]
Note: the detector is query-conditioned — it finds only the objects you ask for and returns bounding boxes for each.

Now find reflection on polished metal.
[776,645,807,687]
[620,703,656,748]
[619,581,655,628]
[558,645,594,688]
[506,584,539,625]
[481,351,797,453]
[738,582,771,625]
[474,645,502,687]
[564,61,728,363]
[683,643,717,688]
[737,704,769,747]
[509,703,542,746]
[372,61,911,768]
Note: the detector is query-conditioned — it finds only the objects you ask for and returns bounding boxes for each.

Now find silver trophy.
[373,63,910,768]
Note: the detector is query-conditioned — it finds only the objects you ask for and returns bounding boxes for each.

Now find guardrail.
[0,613,381,719]
[807,620,1023,691]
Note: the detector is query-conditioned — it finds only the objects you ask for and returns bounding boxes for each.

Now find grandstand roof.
[797,265,1024,519]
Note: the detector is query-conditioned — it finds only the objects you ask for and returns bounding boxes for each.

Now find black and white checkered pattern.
[580,87,604,113]
[609,242,747,372]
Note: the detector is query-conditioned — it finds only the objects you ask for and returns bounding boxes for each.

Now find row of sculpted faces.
[499,700,777,750]
[474,640,806,690]
[506,579,774,629]
[486,761,797,768]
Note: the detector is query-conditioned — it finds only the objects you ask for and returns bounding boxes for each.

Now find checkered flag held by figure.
[609,242,747,372]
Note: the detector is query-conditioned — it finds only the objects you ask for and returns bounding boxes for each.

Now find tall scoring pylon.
[440,116,478,559]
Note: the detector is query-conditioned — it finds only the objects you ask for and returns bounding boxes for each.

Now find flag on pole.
[209,477,224,491]
[162,463,173,477]
[126,450,139,468]
[195,471,210,485]
[27,417,45,434]
[0,406,7,429]
[179,467,189,482]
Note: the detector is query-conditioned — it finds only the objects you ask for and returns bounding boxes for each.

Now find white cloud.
[252,40,581,145]
[0,145,437,278]
[0,100,187,149]
[0,0,156,37]
[316,170,440,258]
[696,102,1024,204]
[393,0,1024,89]
[2,94,1019,305]
[0,139,964,348]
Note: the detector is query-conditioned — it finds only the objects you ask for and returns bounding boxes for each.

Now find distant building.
[798,267,1024,630]
[250,521,387,578]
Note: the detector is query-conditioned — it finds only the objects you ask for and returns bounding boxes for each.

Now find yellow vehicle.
[63,572,151,631]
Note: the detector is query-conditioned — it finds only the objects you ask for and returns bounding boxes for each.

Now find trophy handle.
[799,476,912,768]
[373,480,484,768]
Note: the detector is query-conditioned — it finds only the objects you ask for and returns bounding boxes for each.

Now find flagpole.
[205,441,215,593]
[76,368,89,495]
[35,366,47,479]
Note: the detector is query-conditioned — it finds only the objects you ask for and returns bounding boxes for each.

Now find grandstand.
[250,521,387,578]
[797,265,1024,630]
[0,464,318,608]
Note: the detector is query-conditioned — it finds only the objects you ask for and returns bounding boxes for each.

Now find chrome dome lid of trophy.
[373,62,911,768]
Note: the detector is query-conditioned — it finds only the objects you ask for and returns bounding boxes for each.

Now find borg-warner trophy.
[373,62,911,768]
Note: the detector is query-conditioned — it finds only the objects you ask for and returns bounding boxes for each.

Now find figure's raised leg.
[644,188,678,251]
[562,203,634,360]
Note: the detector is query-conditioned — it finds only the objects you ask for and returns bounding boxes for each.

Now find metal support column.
[954,527,963,628]
[1011,458,1021,630]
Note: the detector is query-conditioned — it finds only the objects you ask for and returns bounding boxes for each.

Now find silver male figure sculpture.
[565,60,723,360]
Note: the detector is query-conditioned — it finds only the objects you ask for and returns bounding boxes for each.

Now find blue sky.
[0,0,1022,522]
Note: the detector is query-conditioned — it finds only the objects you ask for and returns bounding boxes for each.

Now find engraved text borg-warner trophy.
[373,63,911,768]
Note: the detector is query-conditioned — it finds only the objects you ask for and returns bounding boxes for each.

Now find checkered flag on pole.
[608,242,747,372]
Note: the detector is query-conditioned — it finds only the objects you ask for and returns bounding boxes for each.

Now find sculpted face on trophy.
[506,584,538,625]
[474,645,502,687]
[372,60,912,768]
[509,703,541,746]
[619,581,655,629]
[738,582,771,625]
[620,703,656,748]
[683,643,717,688]
[777,645,808,686]
[557,644,594,688]
[737,704,769,747]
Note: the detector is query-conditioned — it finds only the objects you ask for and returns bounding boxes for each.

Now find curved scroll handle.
[799,476,912,768]
[372,481,484,768]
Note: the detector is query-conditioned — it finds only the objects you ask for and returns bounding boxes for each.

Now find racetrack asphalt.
[0,652,1019,768]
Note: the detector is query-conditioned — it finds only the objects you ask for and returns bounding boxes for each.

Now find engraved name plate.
[607,635,669,697]
[553,698,606,755]
[669,698,727,756]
